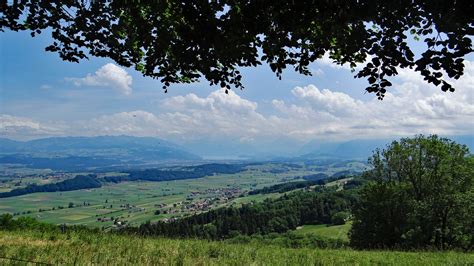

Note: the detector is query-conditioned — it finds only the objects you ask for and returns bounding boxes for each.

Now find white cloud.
[0,115,63,140]
[316,53,351,70]
[40,84,52,90]
[3,60,473,142]
[291,85,364,116]
[276,61,474,139]
[67,63,133,95]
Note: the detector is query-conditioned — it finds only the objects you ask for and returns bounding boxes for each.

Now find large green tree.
[350,135,473,250]
[1,1,472,98]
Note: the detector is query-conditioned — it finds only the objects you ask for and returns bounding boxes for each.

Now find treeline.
[0,213,101,235]
[226,231,348,249]
[0,175,101,198]
[130,189,357,239]
[0,155,119,171]
[248,180,319,195]
[300,171,358,181]
[300,173,328,181]
[104,163,244,183]
[249,175,362,195]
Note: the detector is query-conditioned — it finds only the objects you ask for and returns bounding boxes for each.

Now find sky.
[1,30,473,150]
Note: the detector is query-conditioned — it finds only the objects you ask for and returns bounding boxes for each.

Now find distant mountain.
[299,135,474,160]
[0,136,201,170]
[299,139,390,160]
[183,137,304,160]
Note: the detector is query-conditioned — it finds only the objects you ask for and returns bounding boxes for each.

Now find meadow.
[0,161,366,227]
[0,228,472,265]
[294,223,352,242]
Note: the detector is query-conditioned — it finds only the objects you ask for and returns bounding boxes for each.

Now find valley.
[0,160,365,228]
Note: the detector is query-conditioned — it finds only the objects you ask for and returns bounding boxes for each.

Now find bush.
[331,212,350,225]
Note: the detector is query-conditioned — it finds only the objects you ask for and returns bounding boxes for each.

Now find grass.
[0,161,368,228]
[294,223,352,241]
[0,167,298,227]
[0,229,472,265]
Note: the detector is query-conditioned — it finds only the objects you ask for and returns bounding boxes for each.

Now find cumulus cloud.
[271,61,474,140]
[0,115,63,140]
[3,60,473,142]
[155,88,270,140]
[66,63,133,95]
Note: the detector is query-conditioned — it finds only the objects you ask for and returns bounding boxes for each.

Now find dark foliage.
[0,213,101,235]
[350,135,474,250]
[331,170,357,178]
[1,1,472,97]
[343,178,368,190]
[0,213,58,232]
[104,163,244,183]
[227,231,348,249]
[0,174,101,198]
[0,155,119,171]
[301,173,329,181]
[248,180,319,195]
[249,174,356,195]
[130,190,357,240]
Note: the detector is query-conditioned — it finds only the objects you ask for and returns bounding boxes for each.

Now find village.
[157,187,243,222]
[96,186,244,227]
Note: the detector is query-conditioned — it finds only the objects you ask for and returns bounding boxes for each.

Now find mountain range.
[0,135,472,170]
[0,136,200,170]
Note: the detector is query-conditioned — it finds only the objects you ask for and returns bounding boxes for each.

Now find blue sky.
[1,30,473,146]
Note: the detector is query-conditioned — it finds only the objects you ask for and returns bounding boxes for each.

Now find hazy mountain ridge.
[0,136,201,169]
[1,135,471,167]
[299,135,473,160]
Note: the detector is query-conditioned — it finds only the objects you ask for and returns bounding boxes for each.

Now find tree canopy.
[350,135,473,250]
[1,1,472,98]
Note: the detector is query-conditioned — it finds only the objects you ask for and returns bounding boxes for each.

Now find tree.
[350,135,474,250]
[331,211,350,225]
[1,1,472,98]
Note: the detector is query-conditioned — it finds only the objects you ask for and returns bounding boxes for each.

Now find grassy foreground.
[0,230,472,265]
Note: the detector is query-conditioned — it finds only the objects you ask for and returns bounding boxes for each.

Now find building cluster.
[120,203,145,213]
[156,187,243,219]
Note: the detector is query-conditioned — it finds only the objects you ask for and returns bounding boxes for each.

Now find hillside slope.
[0,229,472,265]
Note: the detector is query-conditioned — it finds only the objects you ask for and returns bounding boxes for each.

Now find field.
[0,161,366,227]
[294,223,352,242]
[0,229,472,265]
[0,171,283,227]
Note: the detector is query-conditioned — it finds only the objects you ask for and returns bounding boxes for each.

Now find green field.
[0,229,471,265]
[0,161,366,228]
[0,166,308,227]
[294,223,352,242]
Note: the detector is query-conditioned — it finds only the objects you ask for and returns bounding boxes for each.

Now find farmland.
[0,161,366,228]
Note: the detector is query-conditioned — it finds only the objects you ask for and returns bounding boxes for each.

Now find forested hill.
[0,175,101,198]
[103,163,244,183]
[0,163,245,198]
[132,189,357,239]
[248,175,360,195]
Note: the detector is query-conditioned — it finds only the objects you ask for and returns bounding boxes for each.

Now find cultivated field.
[0,161,366,227]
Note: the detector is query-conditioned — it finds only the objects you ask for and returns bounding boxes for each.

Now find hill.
[0,136,200,170]
[0,229,471,265]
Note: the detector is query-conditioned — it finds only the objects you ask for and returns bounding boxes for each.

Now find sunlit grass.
[294,223,352,241]
[0,229,472,265]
